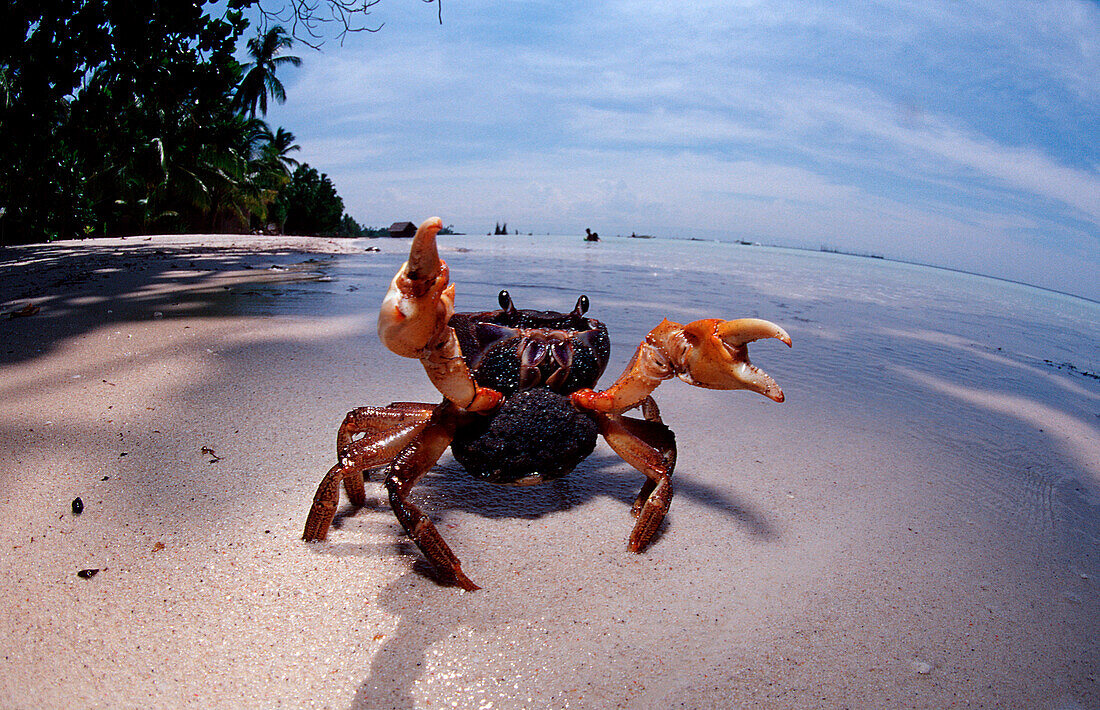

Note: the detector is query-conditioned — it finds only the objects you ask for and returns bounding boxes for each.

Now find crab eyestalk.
[571,317,791,415]
[378,217,502,412]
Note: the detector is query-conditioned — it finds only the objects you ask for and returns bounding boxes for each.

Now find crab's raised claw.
[378,217,502,413]
[572,317,791,415]
[379,217,451,358]
[677,318,791,398]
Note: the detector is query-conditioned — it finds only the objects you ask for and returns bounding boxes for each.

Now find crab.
[303,217,791,590]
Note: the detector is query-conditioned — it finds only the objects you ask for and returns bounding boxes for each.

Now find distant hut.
[388,221,416,238]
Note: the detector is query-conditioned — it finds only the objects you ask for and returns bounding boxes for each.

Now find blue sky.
[258,0,1100,299]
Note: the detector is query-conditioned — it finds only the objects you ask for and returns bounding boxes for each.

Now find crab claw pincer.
[571,317,791,414]
[378,217,501,412]
[673,318,791,400]
[378,217,453,358]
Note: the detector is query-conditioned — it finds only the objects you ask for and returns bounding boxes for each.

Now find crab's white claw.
[378,217,453,358]
[572,317,790,414]
[377,217,501,412]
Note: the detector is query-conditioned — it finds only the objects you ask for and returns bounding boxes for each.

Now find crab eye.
[572,295,589,317]
[498,290,516,314]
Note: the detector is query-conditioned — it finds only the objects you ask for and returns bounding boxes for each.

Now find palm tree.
[260,126,300,176]
[234,26,301,117]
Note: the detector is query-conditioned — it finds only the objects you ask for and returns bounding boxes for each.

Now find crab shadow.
[321,450,777,570]
[349,570,500,709]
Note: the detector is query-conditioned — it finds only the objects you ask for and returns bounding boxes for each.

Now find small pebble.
[77,568,99,579]
[71,497,84,515]
[912,660,933,675]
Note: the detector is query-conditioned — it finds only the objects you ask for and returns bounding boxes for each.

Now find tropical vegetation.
[0,0,362,243]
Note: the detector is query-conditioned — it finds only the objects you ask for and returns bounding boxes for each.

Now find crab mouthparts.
[518,332,574,390]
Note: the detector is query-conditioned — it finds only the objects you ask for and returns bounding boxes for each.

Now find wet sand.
[0,234,1097,709]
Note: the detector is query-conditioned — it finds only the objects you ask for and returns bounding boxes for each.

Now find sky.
[258,0,1100,300]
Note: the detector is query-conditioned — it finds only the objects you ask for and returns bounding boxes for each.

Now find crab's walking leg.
[378,217,501,413]
[303,419,429,542]
[638,395,663,423]
[336,403,435,504]
[338,402,436,450]
[627,397,667,513]
[573,317,791,415]
[384,402,480,591]
[600,414,678,552]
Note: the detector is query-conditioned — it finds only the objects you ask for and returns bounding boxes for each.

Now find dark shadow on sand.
[316,450,779,568]
[342,451,781,710]
[0,239,391,369]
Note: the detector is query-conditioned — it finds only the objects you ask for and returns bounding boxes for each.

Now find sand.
[0,233,1097,709]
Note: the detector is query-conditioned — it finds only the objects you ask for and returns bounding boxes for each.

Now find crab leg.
[378,217,501,412]
[572,317,791,415]
[303,418,430,541]
[337,403,435,458]
[599,414,677,551]
[335,403,435,504]
[383,402,480,591]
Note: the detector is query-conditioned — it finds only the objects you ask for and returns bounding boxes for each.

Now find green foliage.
[336,213,395,238]
[359,225,391,238]
[273,163,344,236]
[0,0,362,243]
[337,214,364,237]
[334,219,392,239]
[235,25,301,118]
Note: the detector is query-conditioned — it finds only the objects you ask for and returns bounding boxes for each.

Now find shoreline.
[6,230,1098,305]
[648,233,1100,305]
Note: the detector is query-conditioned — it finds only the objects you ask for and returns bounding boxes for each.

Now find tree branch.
[255,0,442,49]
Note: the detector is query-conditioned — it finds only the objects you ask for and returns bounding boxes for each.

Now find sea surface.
[329,232,1099,408]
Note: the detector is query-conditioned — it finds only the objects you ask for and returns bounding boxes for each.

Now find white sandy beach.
[0,233,1097,709]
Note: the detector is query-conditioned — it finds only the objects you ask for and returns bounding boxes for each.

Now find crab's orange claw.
[679,318,790,402]
[571,316,790,415]
[716,318,792,348]
[378,217,497,411]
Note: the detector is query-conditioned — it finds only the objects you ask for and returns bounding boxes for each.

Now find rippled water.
[329,233,1098,396]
